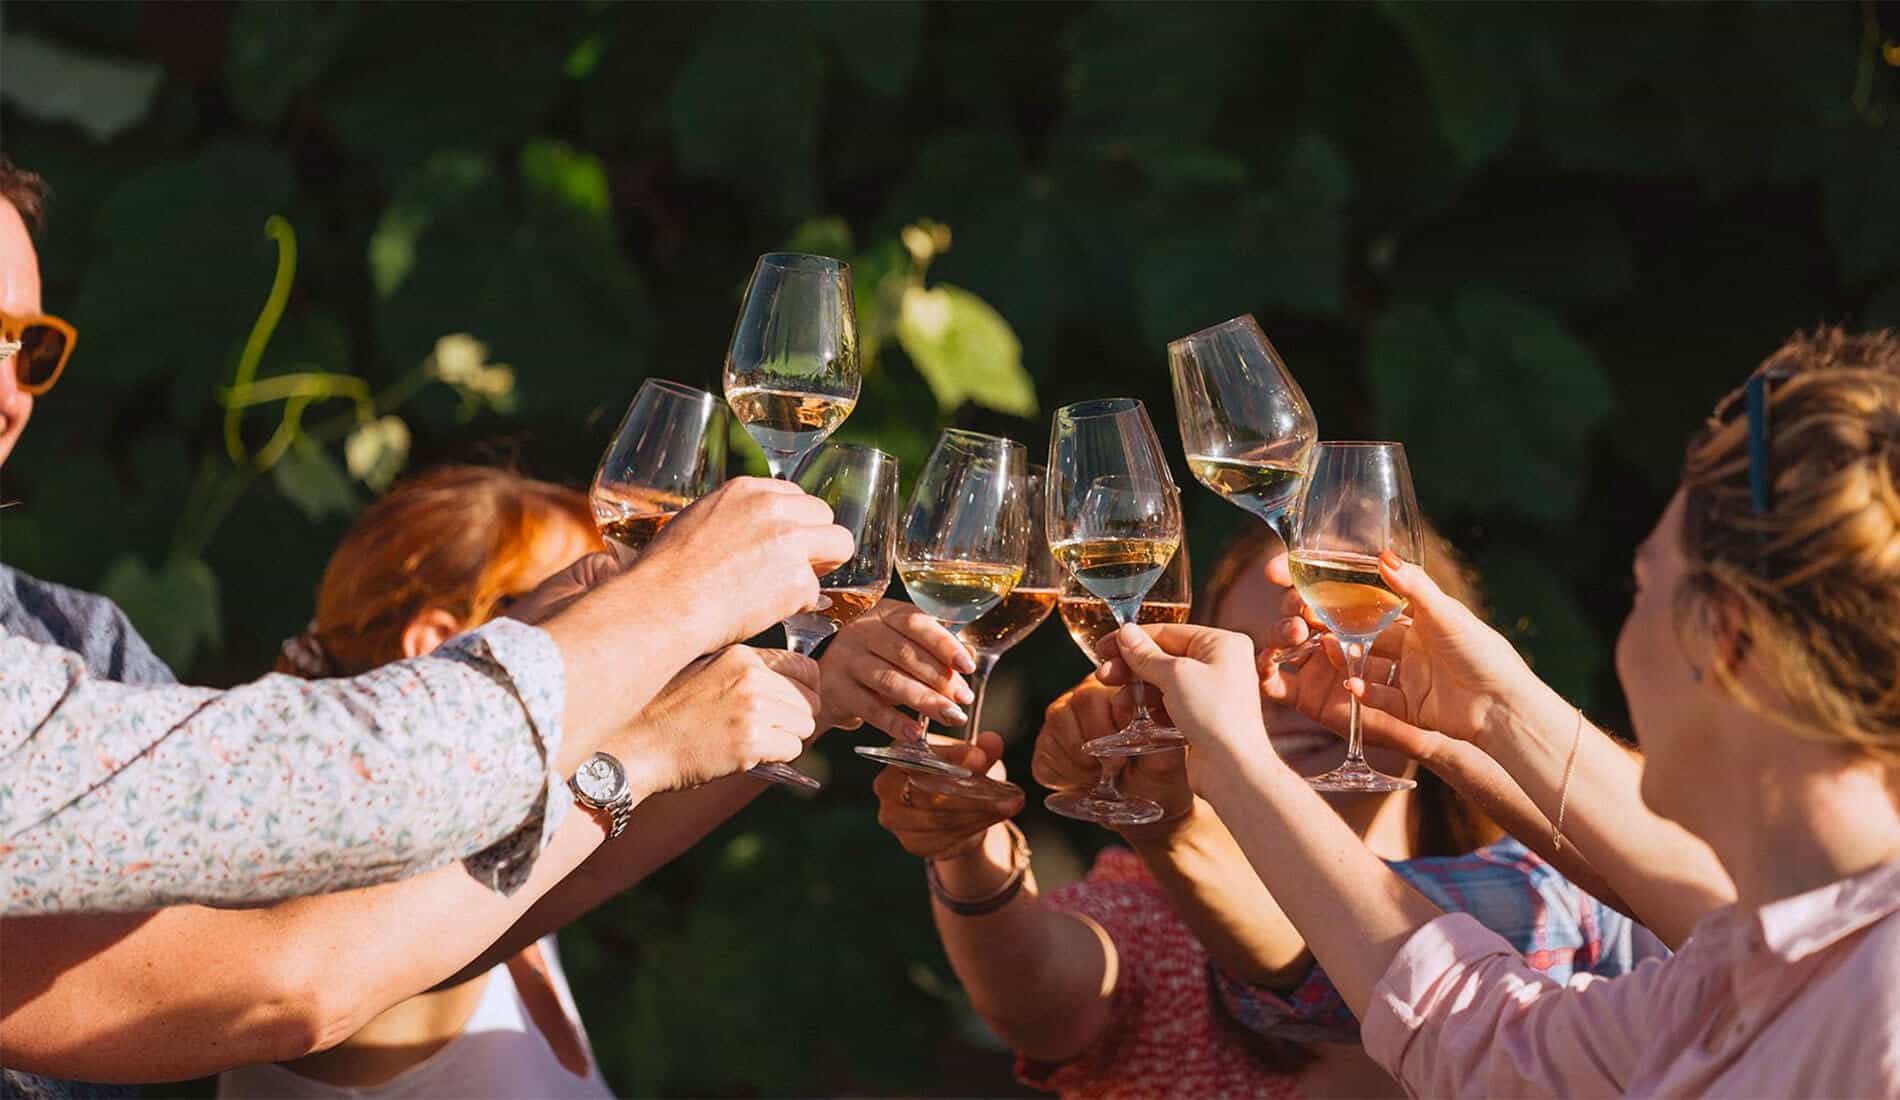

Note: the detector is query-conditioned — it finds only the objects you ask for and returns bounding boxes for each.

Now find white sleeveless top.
[217,937,614,1100]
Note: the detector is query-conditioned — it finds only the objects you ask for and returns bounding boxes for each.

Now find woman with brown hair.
[866,520,1663,1098]
[1106,327,1900,1095]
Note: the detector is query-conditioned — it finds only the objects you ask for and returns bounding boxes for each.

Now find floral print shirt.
[0,615,570,915]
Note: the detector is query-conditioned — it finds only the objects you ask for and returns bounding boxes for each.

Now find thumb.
[1378,551,1467,628]
[1114,623,1179,687]
[974,730,1007,761]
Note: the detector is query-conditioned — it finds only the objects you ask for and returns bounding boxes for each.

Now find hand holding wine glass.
[1047,398,1185,761]
[857,429,1028,779]
[1286,442,1424,792]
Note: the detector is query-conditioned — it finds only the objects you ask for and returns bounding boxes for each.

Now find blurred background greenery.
[2,1,1897,1095]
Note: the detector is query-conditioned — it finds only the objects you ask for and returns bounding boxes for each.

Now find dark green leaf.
[98,552,222,671]
[272,438,360,522]
[811,1,923,98]
[225,0,357,125]
[666,8,823,216]
[1382,3,1522,168]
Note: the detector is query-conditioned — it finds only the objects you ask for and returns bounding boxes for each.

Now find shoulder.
[0,565,175,685]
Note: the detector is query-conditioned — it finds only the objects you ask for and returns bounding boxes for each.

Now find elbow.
[250,953,375,1062]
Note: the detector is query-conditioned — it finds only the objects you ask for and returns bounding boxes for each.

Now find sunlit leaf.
[520,140,611,224]
[367,151,495,300]
[98,552,222,671]
[0,32,163,142]
[895,285,1036,418]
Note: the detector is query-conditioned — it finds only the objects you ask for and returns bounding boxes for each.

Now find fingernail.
[945,704,970,725]
[1379,550,1403,571]
[953,650,977,673]
[951,679,975,705]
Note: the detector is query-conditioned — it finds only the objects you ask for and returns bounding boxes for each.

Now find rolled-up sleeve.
[1365,913,1659,1098]
[0,618,569,914]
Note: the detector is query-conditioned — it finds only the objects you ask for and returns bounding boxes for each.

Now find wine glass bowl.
[590,379,728,564]
[1290,441,1423,793]
[724,252,860,479]
[781,443,899,653]
[858,429,1028,778]
[1169,314,1317,538]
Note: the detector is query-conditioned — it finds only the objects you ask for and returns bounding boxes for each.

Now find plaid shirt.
[1213,837,1670,1044]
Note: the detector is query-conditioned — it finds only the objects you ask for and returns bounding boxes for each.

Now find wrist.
[929,823,1016,897]
[1473,678,1577,771]
[1119,796,1206,850]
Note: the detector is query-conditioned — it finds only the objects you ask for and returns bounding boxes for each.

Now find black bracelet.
[925,822,1030,916]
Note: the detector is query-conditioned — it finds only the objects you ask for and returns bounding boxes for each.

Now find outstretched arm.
[873,738,1116,1063]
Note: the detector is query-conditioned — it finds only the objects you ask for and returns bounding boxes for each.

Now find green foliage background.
[2,2,1897,1095]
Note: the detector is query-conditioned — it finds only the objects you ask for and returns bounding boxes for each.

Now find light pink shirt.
[1365,855,1900,1097]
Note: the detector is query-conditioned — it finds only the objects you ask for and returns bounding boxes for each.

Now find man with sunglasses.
[0,156,855,915]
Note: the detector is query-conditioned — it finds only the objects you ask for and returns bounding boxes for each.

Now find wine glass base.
[1306,761,1415,793]
[910,771,1023,807]
[1045,788,1164,827]
[1083,724,1187,758]
[749,761,823,791]
[854,742,974,778]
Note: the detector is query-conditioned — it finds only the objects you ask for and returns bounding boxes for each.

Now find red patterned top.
[1015,847,1305,1100]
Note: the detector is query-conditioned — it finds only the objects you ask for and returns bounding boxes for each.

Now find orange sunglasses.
[1,309,76,395]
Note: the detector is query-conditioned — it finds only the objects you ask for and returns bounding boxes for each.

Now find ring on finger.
[902,778,915,807]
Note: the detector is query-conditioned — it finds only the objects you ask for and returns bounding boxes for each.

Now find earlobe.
[400,609,464,659]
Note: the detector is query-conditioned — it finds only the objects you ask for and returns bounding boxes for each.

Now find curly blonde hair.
[1679,327,1900,761]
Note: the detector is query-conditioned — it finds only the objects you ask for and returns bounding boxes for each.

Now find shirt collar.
[1753,854,1900,963]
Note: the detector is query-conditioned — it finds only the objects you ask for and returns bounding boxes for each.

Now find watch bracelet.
[925,821,1030,916]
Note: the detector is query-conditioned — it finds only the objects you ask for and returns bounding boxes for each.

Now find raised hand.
[1032,677,1191,826]
[872,734,1022,860]
[1267,549,1541,745]
[817,599,975,735]
[635,476,856,650]
[1094,622,1277,789]
[615,645,819,797]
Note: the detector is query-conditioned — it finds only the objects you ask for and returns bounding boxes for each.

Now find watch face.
[574,753,626,804]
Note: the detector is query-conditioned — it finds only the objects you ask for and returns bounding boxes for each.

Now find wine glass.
[723,252,859,479]
[1046,542,1192,827]
[857,430,1028,778]
[589,379,814,792]
[909,467,1058,806]
[590,379,728,564]
[1047,398,1184,759]
[781,443,899,656]
[1169,314,1317,542]
[1289,442,1424,793]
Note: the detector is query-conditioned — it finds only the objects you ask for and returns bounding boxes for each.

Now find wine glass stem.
[960,653,998,743]
[1344,635,1371,767]
[1114,605,1158,724]
[785,625,830,657]
[1095,757,1125,800]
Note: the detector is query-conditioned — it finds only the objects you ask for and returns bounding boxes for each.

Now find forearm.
[1474,682,1734,946]
[1199,751,1445,1020]
[0,813,609,1083]
[1424,740,1632,919]
[929,825,1114,1062]
[438,774,766,987]
[1123,801,1312,987]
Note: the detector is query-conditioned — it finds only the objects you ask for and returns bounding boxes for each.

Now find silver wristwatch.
[568,751,634,839]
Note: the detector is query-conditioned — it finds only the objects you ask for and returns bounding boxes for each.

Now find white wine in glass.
[1169,314,1317,540]
[858,429,1028,778]
[723,252,859,478]
[1289,441,1423,793]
